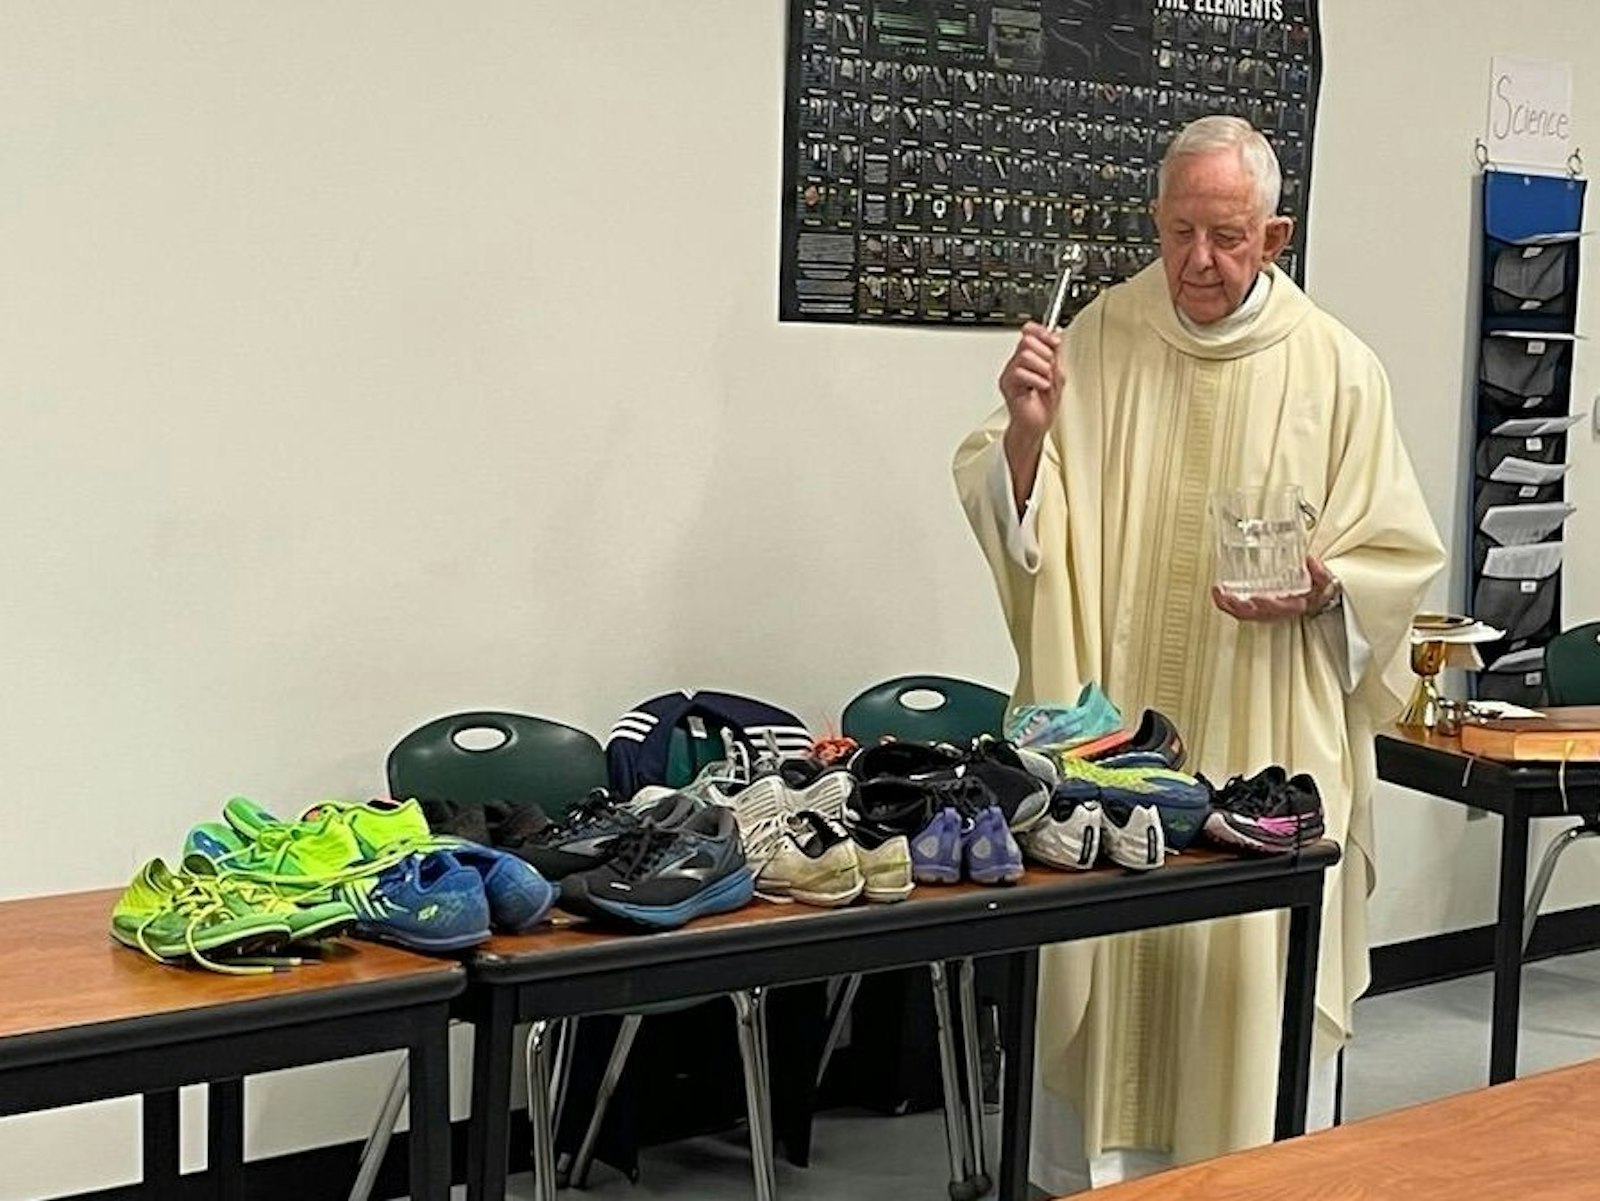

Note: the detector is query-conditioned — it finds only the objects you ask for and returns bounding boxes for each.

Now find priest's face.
[1154,148,1293,325]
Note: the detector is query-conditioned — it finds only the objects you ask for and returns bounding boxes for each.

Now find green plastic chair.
[386,711,606,820]
[1544,621,1600,706]
[354,710,773,1201]
[835,674,1011,1201]
[841,674,1008,746]
[1522,622,1600,963]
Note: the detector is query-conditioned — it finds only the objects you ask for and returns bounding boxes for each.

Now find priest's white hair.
[1159,115,1283,219]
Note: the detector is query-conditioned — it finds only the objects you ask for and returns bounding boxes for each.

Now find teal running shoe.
[1005,682,1123,751]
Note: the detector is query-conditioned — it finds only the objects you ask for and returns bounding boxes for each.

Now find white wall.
[1308,5,1600,944]
[2,2,1598,1194]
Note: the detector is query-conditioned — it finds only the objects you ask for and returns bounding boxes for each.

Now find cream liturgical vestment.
[953,262,1444,1164]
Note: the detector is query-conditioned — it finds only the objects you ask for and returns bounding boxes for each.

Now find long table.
[461,842,1340,1201]
[1080,1056,1600,1200]
[1376,718,1600,1083]
[0,888,464,1201]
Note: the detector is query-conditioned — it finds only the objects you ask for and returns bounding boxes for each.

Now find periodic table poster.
[779,0,1321,326]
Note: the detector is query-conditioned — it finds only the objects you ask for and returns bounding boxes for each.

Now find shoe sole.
[111,922,293,961]
[487,884,557,933]
[1205,812,1326,853]
[1103,833,1163,870]
[862,879,915,902]
[1021,825,1100,871]
[968,862,1024,885]
[585,867,756,930]
[355,923,493,952]
[791,872,866,907]
[286,912,358,943]
[912,863,961,884]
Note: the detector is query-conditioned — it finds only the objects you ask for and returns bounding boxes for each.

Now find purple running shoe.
[911,807,962,884]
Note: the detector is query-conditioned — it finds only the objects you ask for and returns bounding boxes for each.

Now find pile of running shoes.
[1002,683,1326,870]
[110,796,555,974]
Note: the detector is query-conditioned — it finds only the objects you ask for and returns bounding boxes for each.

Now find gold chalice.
[1398,613,1473,730]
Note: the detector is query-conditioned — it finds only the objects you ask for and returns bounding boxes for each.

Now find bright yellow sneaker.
[110,858,292,974]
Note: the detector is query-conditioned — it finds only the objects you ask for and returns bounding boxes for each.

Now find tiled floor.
[478,949,1600,1200]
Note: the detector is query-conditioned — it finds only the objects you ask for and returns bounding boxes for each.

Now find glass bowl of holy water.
[1210,484,1313,598]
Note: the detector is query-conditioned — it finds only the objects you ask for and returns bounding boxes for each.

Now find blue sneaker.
[1053,758,1211,851]
[910,807,962,884]
[441,843,556,933]
[963,804,1024,885]
[344,850,492,952]
[1004,682,1123,751]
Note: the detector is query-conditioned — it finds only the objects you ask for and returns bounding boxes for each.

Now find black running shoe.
[558,807,753,930]
[419,798,518,846]
[499,790,639,880]
[1202,767,1325,853]
[961,738,1050,833]
[1085,709,1187,771]
[846,776,938,837]
[851,738,1047,833]
[849,740,964,783]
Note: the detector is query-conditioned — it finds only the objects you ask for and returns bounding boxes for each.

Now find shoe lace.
[547,790,632,840]
[607,823,681,882]
[1213,773,1278,818]
[212,820,408,897]
[134,876,284,977]
[931,775,996,820]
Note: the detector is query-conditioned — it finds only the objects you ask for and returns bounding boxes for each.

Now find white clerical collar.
[1176,270,1272,339]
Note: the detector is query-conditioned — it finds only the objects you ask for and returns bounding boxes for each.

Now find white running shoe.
[712,767,855,824]
[1020,800,1102,871]
[1100,802,1165,871]
[757,813,864,907]
[851,827,914,902]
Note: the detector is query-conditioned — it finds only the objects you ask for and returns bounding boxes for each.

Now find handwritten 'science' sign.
[1487,56,1574,170]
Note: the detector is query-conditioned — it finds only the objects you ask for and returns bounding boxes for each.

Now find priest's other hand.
[1212,556,1341,622]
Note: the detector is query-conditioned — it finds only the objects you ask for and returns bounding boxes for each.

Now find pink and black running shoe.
[1202,767,1325,853]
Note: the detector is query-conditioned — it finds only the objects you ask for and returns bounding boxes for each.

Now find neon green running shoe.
[185,815,373,891]
[223,796,434,860]
[1051,756,1210,851]
[110,859,292,974]
[181,853,355,944]
[297,798,434,857]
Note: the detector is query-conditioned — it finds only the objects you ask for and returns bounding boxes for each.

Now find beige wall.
[2,2,1598,1193]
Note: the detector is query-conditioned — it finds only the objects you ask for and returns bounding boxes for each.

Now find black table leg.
[996,948,1039,1201]
[141,1089,181,1198]
[1491,805,1531,1084]
[466,986,517,1201]
[208,1078,244,1201]
[408,1005,453,1201]
[1274,898,1321,1140]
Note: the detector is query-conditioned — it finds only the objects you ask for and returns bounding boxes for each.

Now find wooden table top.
[473,842,1338,970]
[1078,1057,1600,1200]
[0,887,462,1048]
[1382,706,1600,756]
